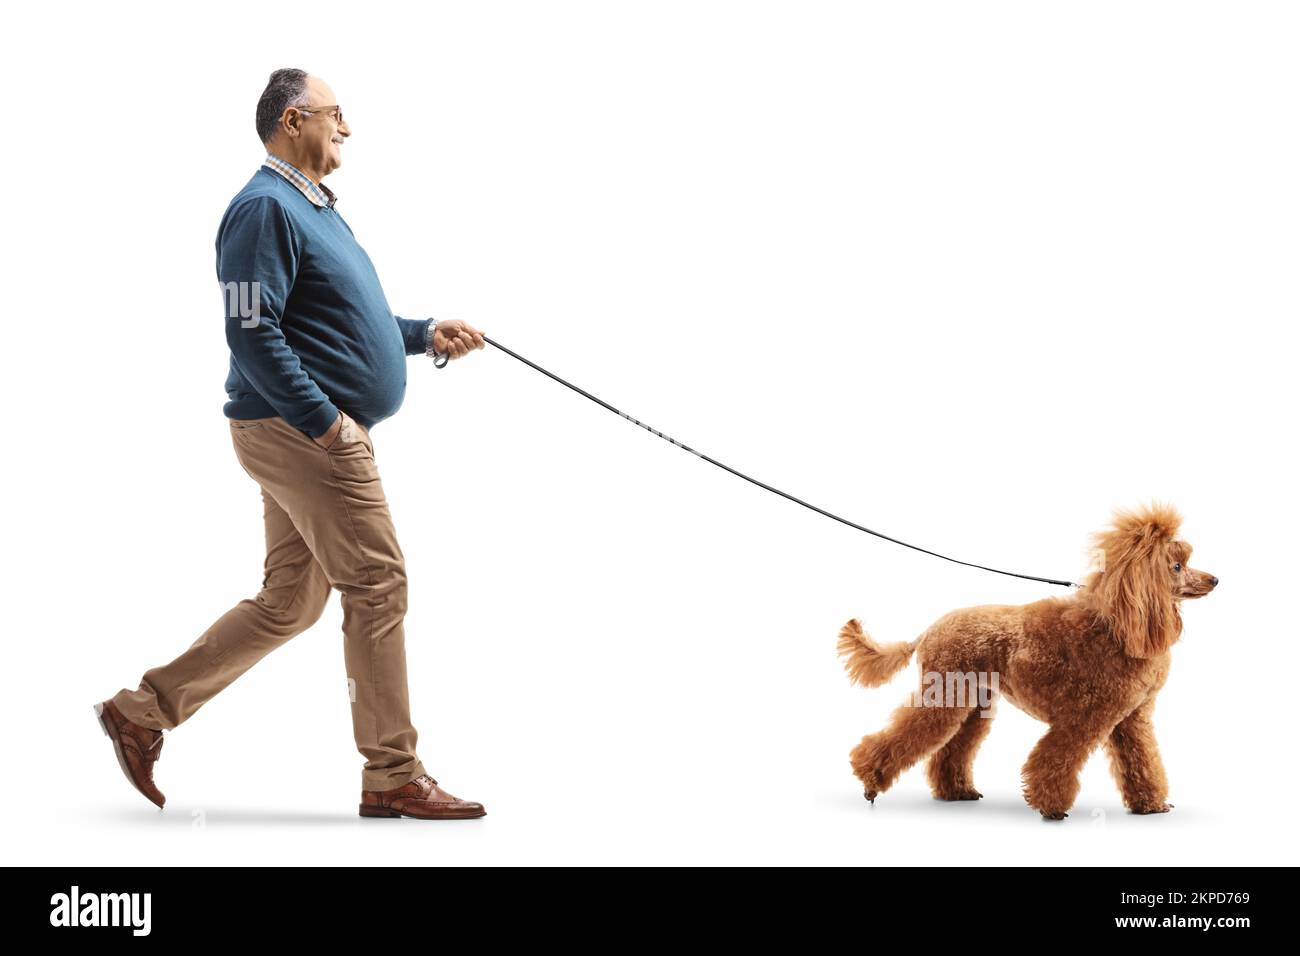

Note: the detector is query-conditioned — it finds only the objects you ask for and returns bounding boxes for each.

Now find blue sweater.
[216,167,431,438]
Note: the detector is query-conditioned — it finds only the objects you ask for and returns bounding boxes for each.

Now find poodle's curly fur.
[837,502,1217,820]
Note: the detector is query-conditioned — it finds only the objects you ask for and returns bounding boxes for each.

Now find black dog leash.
[452,335,1078,589]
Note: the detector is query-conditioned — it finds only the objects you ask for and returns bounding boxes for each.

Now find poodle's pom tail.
[837,619,918,688]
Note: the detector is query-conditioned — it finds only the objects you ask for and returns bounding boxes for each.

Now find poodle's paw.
[854,763,886,805]
[1025,789,1070,819]
[1023,782,1075,821]
[935,787,983,801]
[1130,802,1174,815]
[849,743,889,802]
[855,768,886,803]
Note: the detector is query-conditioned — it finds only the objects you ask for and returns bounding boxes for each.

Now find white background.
[2,0,1296,865]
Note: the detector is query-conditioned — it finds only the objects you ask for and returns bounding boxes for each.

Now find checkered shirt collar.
[262,153,338,209]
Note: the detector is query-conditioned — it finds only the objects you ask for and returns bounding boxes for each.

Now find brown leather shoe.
[359,773,486,819]
[94,699,166,808]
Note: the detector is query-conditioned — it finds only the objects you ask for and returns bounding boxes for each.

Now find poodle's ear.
[1087,502,1183,658]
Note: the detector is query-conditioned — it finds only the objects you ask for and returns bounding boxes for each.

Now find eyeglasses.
[296,104,345,125]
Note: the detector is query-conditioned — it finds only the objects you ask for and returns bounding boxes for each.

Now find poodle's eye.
[1172,563,1182,572]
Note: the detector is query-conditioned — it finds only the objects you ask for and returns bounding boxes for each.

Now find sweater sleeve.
[396,316,434,356]
[217,196,341,439]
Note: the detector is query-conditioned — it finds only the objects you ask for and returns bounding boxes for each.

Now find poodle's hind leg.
[850,701,974,803]
[926,706,995,801]
[1105,699,1173,815]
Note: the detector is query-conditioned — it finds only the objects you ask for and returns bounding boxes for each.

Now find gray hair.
[255,68,311,145]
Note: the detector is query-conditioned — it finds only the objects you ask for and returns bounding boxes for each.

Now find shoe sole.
[94,702,164,809]
[358,803,486,820]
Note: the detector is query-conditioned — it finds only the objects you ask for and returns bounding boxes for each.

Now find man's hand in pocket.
[313,412,345,449]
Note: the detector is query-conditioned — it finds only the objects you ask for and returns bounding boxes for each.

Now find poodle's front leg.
[1105,699,1173,814]
[1021,722,1112,820]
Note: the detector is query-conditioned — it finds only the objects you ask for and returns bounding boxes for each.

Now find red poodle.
[837,502,1217,820]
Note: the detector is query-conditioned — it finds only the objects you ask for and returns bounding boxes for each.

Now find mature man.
[95,68,488,820]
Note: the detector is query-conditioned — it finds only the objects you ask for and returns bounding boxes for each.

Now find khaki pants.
[112,413,427,792]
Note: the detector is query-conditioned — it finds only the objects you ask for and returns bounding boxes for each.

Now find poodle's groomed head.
[1080,502,1217,659]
